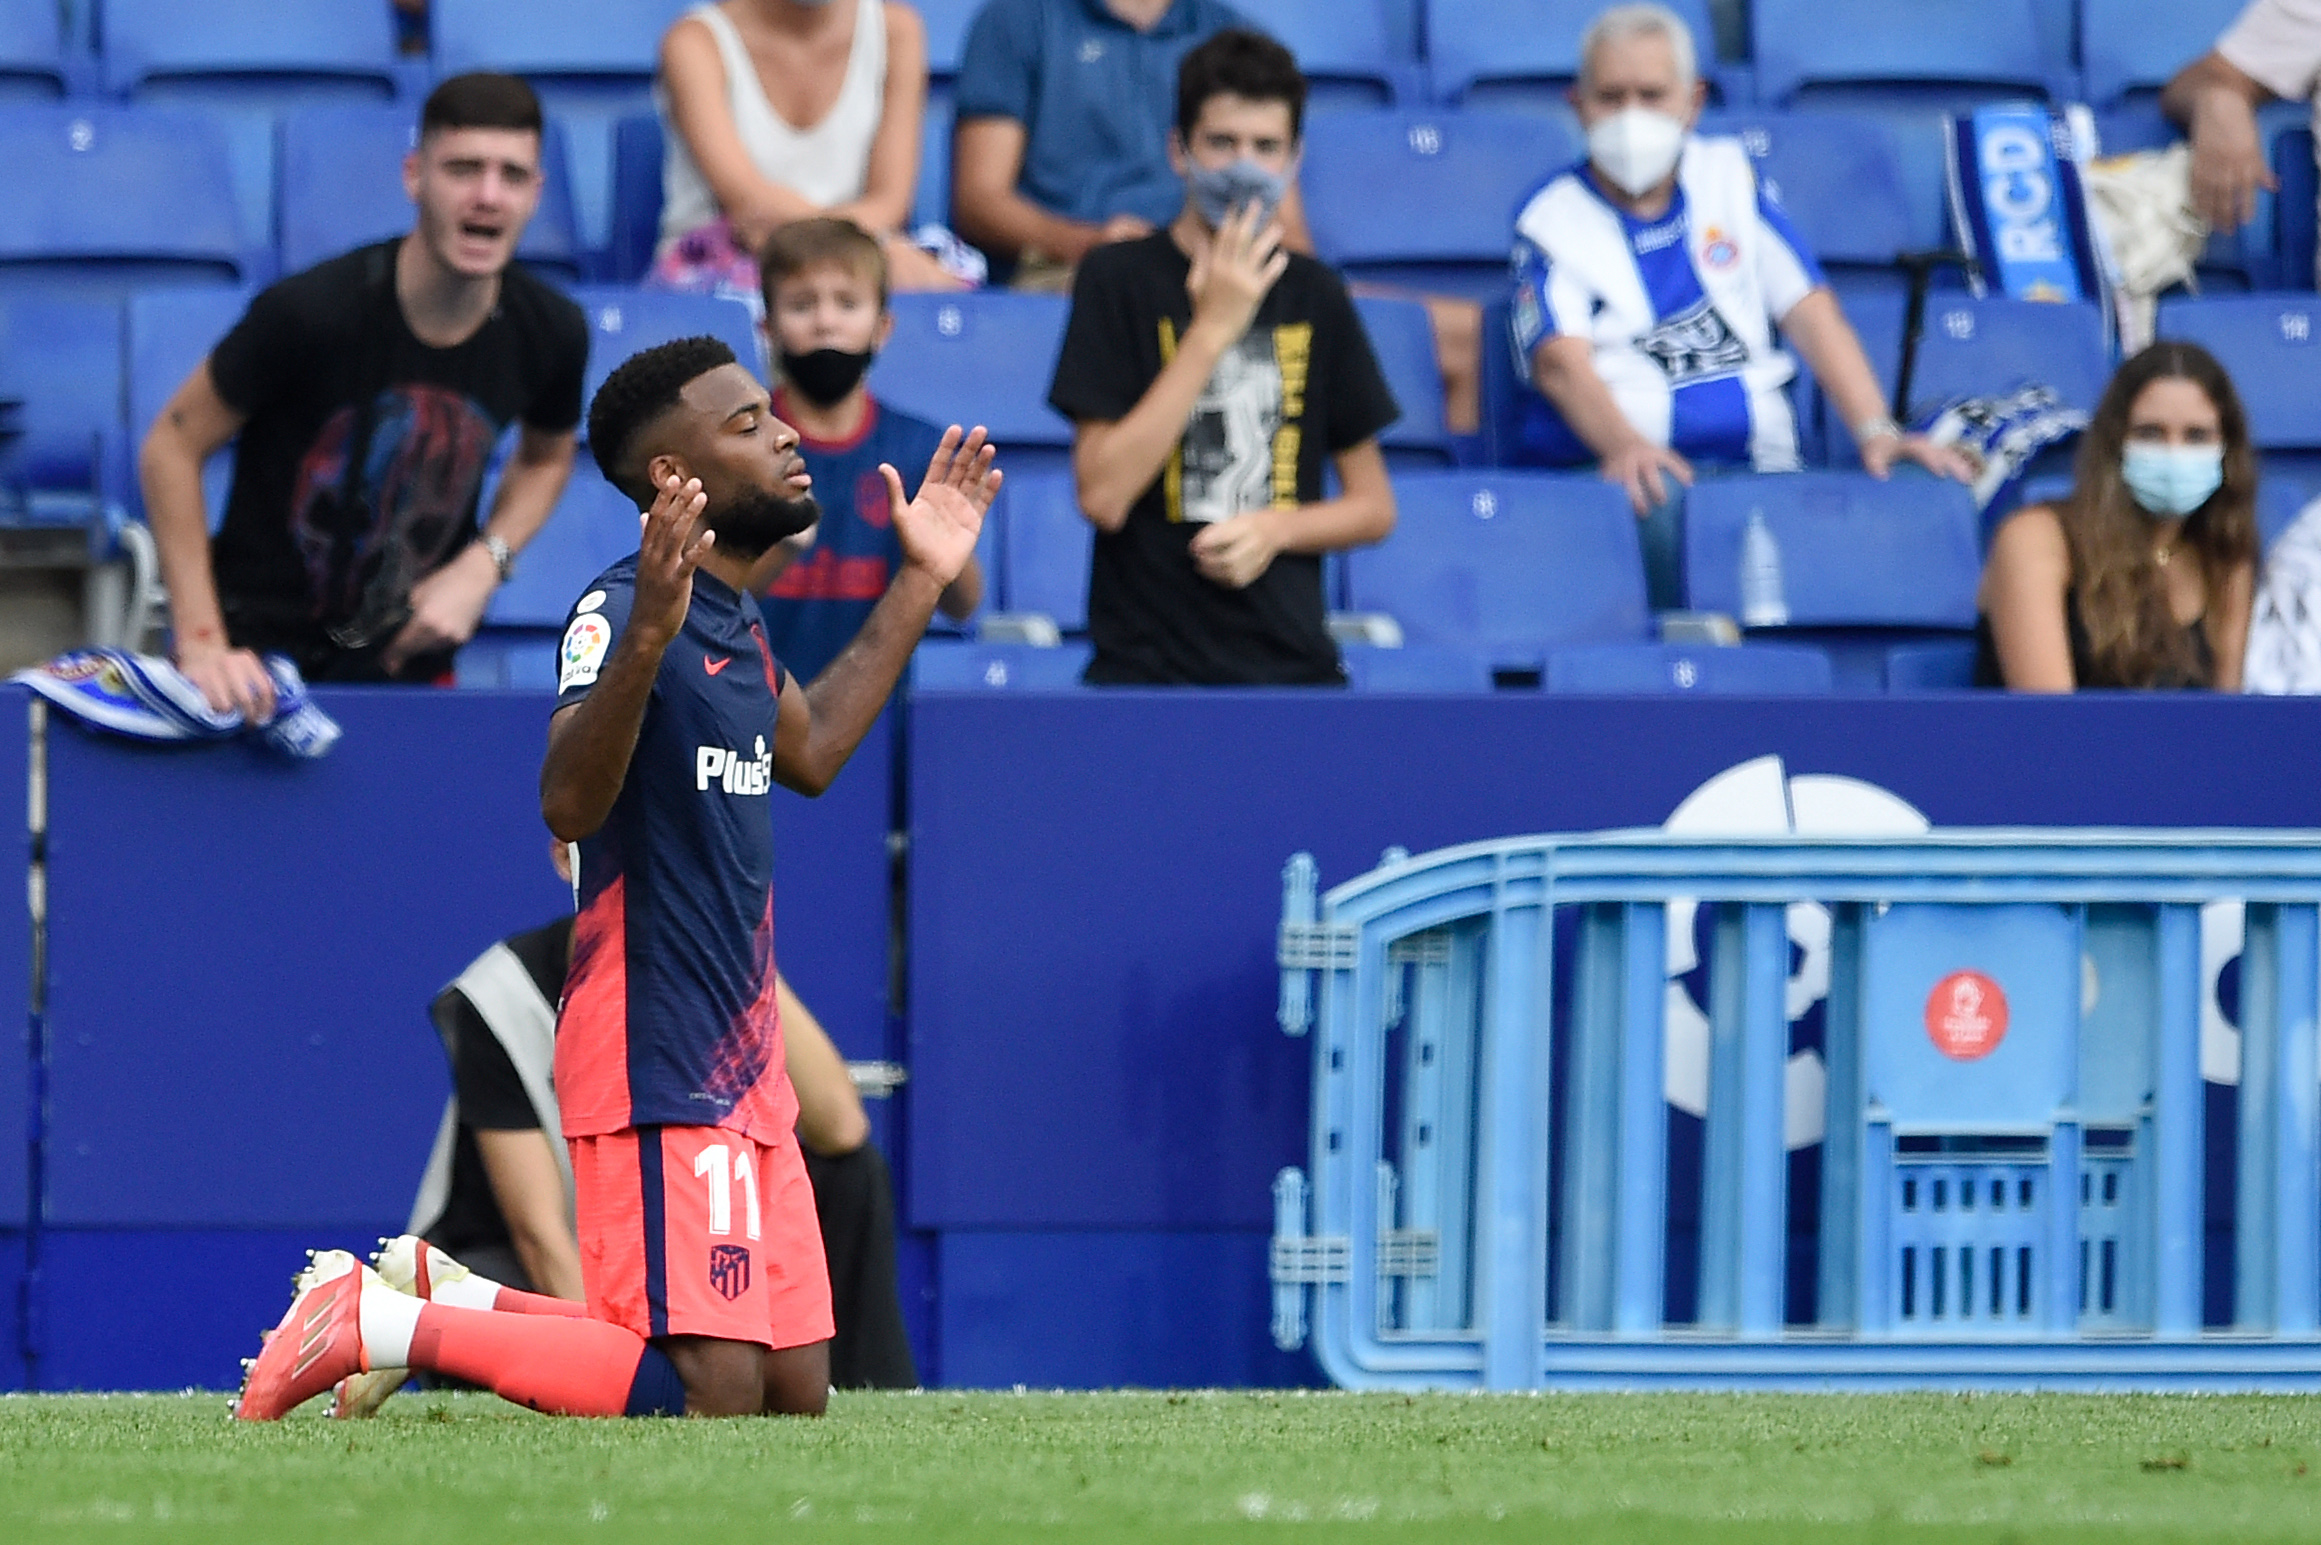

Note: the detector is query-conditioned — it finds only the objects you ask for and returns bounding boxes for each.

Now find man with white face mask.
[1510,3,1970,608]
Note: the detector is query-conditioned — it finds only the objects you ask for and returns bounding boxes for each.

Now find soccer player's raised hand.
[887,425,1000,589]
[633,473,712,646]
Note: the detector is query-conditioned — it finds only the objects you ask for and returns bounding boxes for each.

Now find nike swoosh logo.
[704,656,731,675]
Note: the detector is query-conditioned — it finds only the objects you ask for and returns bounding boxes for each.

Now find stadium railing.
[1271,829,2321,1389]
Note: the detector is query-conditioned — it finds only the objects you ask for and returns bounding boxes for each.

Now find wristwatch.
[1853,415,1903,444]
[480,533,514,582]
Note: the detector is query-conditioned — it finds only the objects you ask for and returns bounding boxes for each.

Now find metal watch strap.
[481,533,513,581]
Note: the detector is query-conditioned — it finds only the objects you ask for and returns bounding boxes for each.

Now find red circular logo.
[1925,970,2007,1060]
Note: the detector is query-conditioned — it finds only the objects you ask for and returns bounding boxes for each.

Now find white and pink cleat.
[231,1250,376,1421]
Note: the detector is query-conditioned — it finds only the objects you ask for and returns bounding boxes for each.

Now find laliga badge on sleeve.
[560,613,613,691]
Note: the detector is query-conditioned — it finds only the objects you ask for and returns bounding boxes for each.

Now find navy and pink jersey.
[550,556,799,1146]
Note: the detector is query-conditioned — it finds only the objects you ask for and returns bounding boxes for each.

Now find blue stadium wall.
[5,683,2320,1390]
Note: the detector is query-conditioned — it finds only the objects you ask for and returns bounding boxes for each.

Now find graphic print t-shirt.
[1048,231,1399,685]
[549,558,800,1145]
[207,242,587,680]
[757,389,944,682]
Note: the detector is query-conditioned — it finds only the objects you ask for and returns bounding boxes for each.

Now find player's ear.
[872,308,894,354]
[645,450,691,494]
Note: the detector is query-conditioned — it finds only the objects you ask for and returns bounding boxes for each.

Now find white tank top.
[657,0,888,249]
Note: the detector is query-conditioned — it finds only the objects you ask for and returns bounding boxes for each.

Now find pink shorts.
[570,1125,833,1350]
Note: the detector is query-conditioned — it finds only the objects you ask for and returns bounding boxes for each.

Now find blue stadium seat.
[1694,111,1915,269]
[1351,295,1449,469]
[608,112,664,284]
[996,468,1090,631]
[1823,293,2109,464]
[1241,0,1420,110]
[278,105,582,280]
[1475,297,1528,469]
[484,464,647,629]
[1425,0,1718,111]
[870,292,1073,464]
[454,633,559,690]
[99,0,407,102]
[2278,128,2316,292]
[430,0,680,91]
[1882,638,1978,690]
[1543,641,1835,694]
[912,639,1090,690]
[1683,473,1981,628]
[432,0,685,255]
[2259,471,2312,552]
[569,286,762,434]
[0,294,126,524]
[1300,110,1577,302]
[916,0,980,79]
[915,90,953,230]
[2080,0,2241,110]
[1339,642,1494,691]
[1752,0,2063,108]
[0,106,247,294]
[2157,294,2321,451]
[127,286,251,529]
[0,0,76,99]
[1343,471,1649,666]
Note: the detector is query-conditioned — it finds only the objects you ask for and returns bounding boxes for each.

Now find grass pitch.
[5,1389,2321,1542]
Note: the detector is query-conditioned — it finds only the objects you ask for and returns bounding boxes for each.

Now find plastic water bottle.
[1738,507,1789,628]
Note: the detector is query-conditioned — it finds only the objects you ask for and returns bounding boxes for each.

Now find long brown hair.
[2061,341,2259,686]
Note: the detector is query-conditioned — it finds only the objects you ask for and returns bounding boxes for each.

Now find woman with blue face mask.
[1976,342,2258,690]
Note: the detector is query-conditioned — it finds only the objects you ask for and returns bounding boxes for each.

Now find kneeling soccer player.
[235,335,996,1419]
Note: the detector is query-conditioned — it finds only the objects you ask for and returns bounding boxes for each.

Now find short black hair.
[588,336,739,505]
[1176,28,1306,145]
[421,72,543,139]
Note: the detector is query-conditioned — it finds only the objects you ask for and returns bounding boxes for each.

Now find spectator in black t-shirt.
[138,73,589,718]
[1047,29,1398,686]
[419,913,918,1389]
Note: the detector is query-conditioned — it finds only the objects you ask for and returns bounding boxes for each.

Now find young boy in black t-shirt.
[1046,29,1398,686]
[139,73,588,714]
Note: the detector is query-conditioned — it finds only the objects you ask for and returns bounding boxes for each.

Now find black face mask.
[709,486,821,560]
[778,346,876,407]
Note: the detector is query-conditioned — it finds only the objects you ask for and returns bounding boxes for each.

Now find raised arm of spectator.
[1072,203,1283,530]
[140,358,273,720]
[473,1127,586,1301]
[773,427,996,794]
[1779,289,1973,484]
[2162,50,2280,232]
[385,424,575,675]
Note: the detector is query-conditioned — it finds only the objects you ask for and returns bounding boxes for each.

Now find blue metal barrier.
[1272,829,2321,1389]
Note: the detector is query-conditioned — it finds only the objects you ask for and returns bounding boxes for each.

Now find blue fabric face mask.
[1186,158,1287,230]
[2121,443,2225,517]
